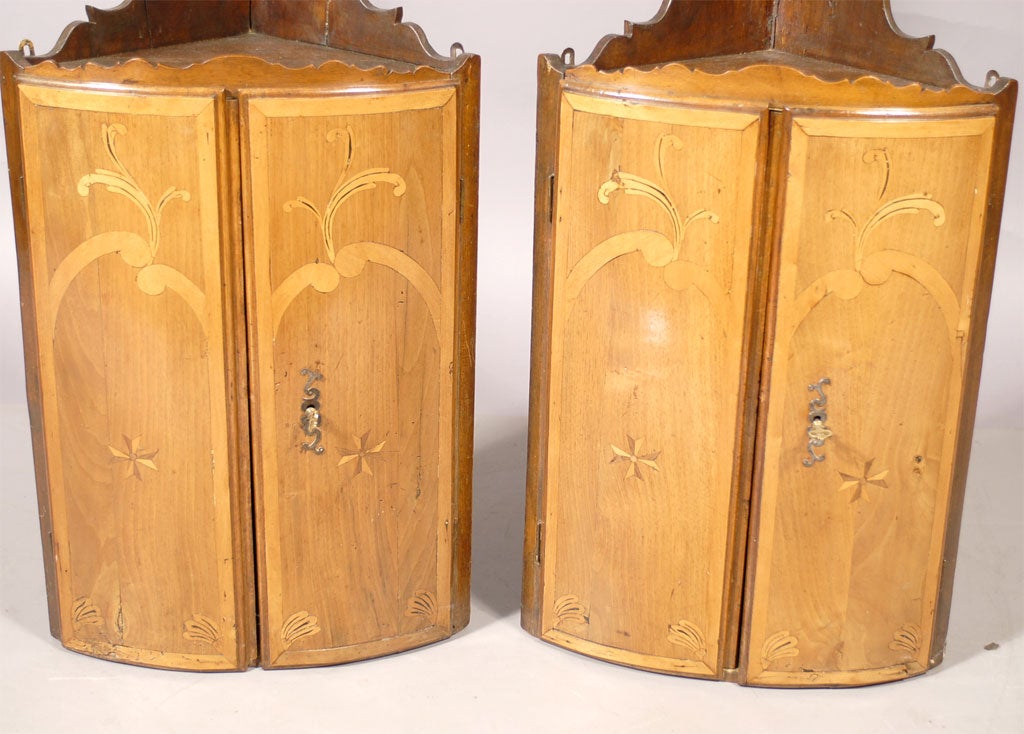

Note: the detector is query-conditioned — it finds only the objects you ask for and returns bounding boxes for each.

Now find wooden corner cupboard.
[522,0,1015,687]
[2,0,478,671]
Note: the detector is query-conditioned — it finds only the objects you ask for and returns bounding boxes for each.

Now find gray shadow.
[0,401,54,644]
[939,429,1024,668]
[469,415,529,620]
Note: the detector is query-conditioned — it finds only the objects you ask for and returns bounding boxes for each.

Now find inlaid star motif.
[838,459,889,503]
[108,435,159,481]
[610,436,661,481]
[338,431,387,477]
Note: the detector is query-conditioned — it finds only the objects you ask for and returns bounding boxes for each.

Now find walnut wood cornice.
[572,0,1005,91]
[14,0,466,72]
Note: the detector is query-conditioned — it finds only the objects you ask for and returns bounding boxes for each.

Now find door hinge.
[547,174,556,224]
[535,521,544,564]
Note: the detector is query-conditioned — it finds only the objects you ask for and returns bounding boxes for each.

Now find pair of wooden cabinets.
[3,1,478,670]
[5,0,1015,687]
[522,0,1016,687]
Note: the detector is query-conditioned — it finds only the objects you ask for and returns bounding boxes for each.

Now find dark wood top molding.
[773,0,966,88]
[13,0,468,72]
[583,0,772,71]
[578,0,994,90]
[325,0,461,71]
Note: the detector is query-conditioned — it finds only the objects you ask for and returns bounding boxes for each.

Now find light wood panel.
[17,83,249,670]
[243,86,459,668]
[743,112,996,687]
[538,91,764,677]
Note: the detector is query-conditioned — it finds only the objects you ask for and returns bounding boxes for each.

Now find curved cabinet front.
[535,90,765,677]
[16,83,251,670]
[242,87,461,668]
[743,111,997,687]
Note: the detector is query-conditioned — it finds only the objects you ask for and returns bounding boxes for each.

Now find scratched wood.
[743,112,996,687]
[536,91,765,678]
[16,83,249,671]
[242,87,459,668]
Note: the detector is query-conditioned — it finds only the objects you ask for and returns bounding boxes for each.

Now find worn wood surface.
[0,53,62,639]
[582,0,973,88]
[243,86,460,668]
[22,0,460,71]
[521,55,564,639]
[535,93,764,679]
[525,0,1016,688]
[5,1,479,672]
[928,80,1018,666]
[16,83,250,670]
[743,111,997,687]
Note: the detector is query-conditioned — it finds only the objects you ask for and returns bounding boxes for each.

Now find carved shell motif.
[666,619,708,662]
[889,623,923,656]
[405,591,438,626]
[553,595,588,626]
[761,630,800,670]
[282,611,321,649]
[182,614,220,645]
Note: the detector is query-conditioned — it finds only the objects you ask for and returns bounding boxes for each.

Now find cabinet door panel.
[744,113,996,687]
[539,92,763,676]
[18,84,249,670]
[243,88,458,667]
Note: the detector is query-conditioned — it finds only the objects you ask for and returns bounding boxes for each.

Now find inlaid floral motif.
[889,622,923,656]
[274,127,442,337]
[78,123,191,267]
[610,435,661,481]
[49,123,207,333]
[667,619,708,662]
[337,431,387,478]
[553,595,588,626]
[108,435,159,481]
[71,597,103,631]
[838,459,889,503]
[282,611,321,649]
[790,147,954,338]
[826,148,946,274]
[761,630,800,670]
[404,591,438,626]
[564,134,725,310]
[182,614,220,645]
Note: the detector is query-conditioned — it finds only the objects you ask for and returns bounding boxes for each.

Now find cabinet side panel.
[2,55,61,638]
[744,112,996,687]
[450,56,480,633]
[539,92,762,677]
[17,84,247,671]
[930,83,1016,664]
[522,56,566,637]
[244,88,458,668]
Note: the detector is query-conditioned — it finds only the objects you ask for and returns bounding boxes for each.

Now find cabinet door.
[17,84,251,670]
[243,87,459,667]
[744,112,997,687]
[536,91,764,676]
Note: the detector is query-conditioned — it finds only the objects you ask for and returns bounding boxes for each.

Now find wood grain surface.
[17,83,250,670]
[524,0,1015,688]
[242,86,460,668]
[6,2,479,671]
[743,112,997,687]
[537,92,765,678]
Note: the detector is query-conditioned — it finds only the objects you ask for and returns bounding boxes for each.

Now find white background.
[0,1,1021,732]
